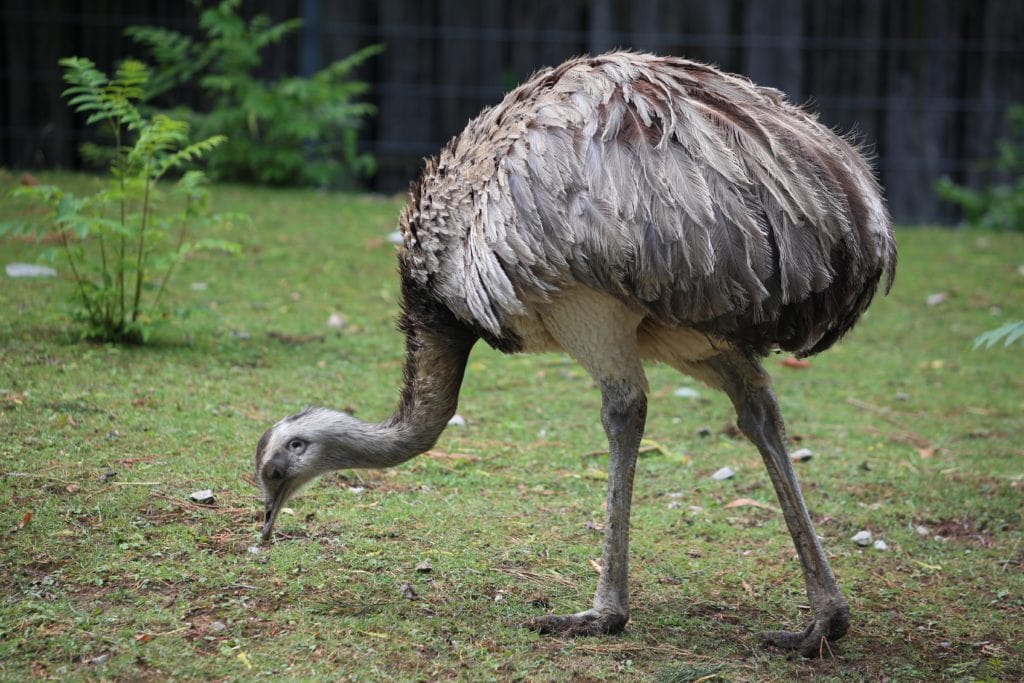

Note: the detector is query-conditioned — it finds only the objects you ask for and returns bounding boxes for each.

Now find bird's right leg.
[703,353,850,658]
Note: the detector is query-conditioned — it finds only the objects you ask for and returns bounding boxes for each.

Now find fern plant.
[973,321,1024,350]
[127,0,382,187]
[1,57,240,343]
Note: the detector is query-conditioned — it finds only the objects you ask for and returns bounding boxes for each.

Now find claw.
[762,604,850,658]
[522,609,628,637]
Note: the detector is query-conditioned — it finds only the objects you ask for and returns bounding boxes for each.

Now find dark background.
[3,0,1022,223]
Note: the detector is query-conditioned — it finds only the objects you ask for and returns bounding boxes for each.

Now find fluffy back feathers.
[399,51,896,357]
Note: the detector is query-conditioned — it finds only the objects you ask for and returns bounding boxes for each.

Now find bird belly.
[499,286,727,369]
[637,322,725,369]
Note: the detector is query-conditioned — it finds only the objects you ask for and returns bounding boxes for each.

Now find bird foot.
[762,603,850,658]
[522,609,628,637]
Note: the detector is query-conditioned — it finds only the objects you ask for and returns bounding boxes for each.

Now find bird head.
[254,408,332,542]
[255,407,383,541]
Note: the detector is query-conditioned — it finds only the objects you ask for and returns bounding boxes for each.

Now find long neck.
[329,323,476,469]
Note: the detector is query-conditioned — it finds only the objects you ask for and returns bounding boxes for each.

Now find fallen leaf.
[18,511,32,529]
[415,560,433,573]
[917,447,935,459]
[134,633,153,643]
[0,391,26,408]
[66,483,80,493]
[781,357,811,369]
[724,497,778,512]
[588,558,603,575]
[912,560,943,572]
[267,331,325,345]
[20,173,39,186]
[236,652,253,670]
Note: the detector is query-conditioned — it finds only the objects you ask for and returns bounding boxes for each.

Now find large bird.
[255,51,896,657]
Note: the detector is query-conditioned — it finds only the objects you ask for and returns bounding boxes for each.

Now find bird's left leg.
[522,290,647,636]
[523,380,647,636]
[704,353,850,658]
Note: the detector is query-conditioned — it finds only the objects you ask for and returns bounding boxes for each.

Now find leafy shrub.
[1,57,240,344]
[127,0,382,188]
[937,106,1024,231]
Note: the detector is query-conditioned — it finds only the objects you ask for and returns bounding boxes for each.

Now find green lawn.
[1,171,1022,681]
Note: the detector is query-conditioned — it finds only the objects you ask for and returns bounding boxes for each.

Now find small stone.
[915,525,931,537]
[895,391,911,401]
[387,230,404,245]
[851,530,873,546]
[711,466,735,481]
[230,330,252,340]
[448,414,466,427]
[925,292,948,306]
[688,505,704,514]
[247,545,261,555]
[790,448,813,462]
[415,560,433,573]
[190,282,208,291]
[6,263,57,278]
[189,489,215,504]
[327,312,346,331]
[666,501,682,510]
[210,620,228,632]
[347,486,366,495]
[673,387,701,399]
[400,582,418,600]
[873,539,889,551]
[87,653,111,665]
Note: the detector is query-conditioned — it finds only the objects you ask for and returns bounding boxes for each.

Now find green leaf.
[973,321,1024,349]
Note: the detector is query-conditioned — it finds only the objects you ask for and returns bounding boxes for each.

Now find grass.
[1,171,1022,681]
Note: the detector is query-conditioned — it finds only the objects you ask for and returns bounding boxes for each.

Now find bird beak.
[261,492,285,542]
[261,503,277,541]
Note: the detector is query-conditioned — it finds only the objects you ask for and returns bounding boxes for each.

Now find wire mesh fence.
[3,0,1022,223]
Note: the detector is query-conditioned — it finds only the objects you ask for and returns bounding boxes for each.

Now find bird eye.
[288,438,306,453]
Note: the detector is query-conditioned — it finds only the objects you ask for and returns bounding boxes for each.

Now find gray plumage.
[401,51,895,357]
[256,51,896,658]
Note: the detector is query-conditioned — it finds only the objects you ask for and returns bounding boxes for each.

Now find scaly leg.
[522,288,648,636]
[524,382,647,635]
[705,354,850,657]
